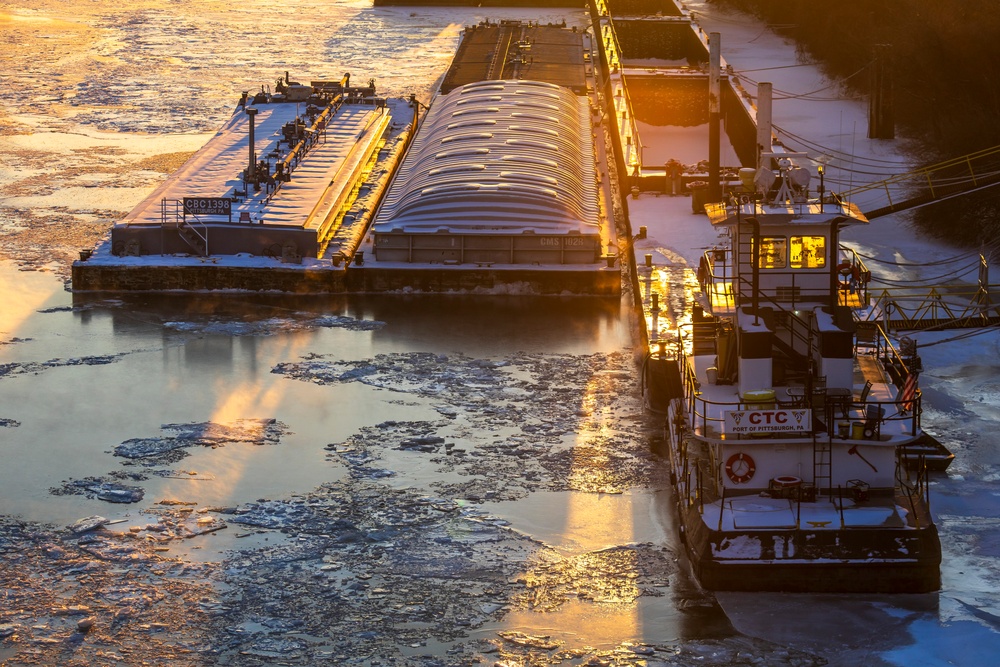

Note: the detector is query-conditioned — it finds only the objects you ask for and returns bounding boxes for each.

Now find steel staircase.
[161,198,208,256]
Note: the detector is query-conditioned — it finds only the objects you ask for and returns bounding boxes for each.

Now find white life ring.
[725,452,756,484]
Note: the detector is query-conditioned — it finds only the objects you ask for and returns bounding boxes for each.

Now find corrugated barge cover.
[373,80,599,235]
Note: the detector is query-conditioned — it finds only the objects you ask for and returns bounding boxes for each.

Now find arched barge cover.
[372,80,603,265]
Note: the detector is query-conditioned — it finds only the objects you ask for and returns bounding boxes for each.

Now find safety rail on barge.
[658,155,941,593]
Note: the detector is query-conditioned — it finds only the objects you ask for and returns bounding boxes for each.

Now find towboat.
[661,155,941,593]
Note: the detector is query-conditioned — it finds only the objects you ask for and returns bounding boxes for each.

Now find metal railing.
[160,198,208,255]
[843,143,1000,219]
[699,244,873,311]
[682,449,931,532]
[261,95,344,206]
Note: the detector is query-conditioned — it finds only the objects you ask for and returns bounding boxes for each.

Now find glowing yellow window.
[756,237,786,269]
[790,235,826,268]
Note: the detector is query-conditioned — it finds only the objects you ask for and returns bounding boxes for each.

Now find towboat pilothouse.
[663,154,941,593]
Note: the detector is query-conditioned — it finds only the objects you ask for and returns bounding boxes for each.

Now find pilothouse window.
[756,237,787,269]
[790,235,826,268]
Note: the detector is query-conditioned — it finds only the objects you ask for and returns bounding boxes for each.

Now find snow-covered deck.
[703,493,912,532]
[109,98,392,258]
[123,102,387,229]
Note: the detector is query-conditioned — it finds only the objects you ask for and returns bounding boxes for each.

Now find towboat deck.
[706,491,921,531]
[686,352,918,443]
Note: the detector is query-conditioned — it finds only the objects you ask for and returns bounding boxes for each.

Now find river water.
[2,1,1000,665]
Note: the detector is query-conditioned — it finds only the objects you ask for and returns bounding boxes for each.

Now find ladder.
[691,319,716,356]
[813,431,832,497]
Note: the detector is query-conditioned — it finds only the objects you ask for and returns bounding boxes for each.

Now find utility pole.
[756,82,772,168]
[869,44,894,139]
[709,32,721,201]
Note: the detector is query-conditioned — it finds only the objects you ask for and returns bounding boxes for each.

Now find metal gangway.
[831,145,1000,333]
[845,144,1000,220]
[853,252,1000,332]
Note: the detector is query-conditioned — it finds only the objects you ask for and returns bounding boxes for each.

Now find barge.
[72,73,413,292]
[658,157,941,593]
[358,20,622,294]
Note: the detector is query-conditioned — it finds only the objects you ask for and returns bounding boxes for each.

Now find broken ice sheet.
[163,314,384,337]
[216,478,541,656]
[67,515,109,534]
[0,352,129,379]
[51,476,146,503]
[307,351,654,501]
[272,352,512,400]
[114,418,290,462]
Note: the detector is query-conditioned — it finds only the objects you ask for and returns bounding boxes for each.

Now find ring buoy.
[772,475,801,488]
[725,452,756,484]
[837,261,854,287]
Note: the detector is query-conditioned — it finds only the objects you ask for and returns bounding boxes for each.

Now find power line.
[908,322,1000,348]
[737,62,870,102]
[772,125,911,169]
[853,247,988,267]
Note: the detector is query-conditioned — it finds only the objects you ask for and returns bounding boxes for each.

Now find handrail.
[864,322,916,393]
[696,464,703,513]
[895,451,932,529]
[925,455,932,513]
[159,198,183,228]
[301,106,386,232]
[699,248,821,359]
[861,285,1000,328]
[607,40,642,174]
[717,484,726,531]
[841,143,1000,219]
[160,198,208,255]
[701,244,873,310]
[836,245,872,305]
[263,94,345,206]
[682,457,690,507]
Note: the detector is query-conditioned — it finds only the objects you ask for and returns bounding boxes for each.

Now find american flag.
[901,372,919,413]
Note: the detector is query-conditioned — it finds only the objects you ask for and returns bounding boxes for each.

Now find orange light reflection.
[157,334,312,506]
[504,363,642,647]
[0,269,60,341]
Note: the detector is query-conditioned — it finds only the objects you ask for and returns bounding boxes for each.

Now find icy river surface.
[2,1,1000,665]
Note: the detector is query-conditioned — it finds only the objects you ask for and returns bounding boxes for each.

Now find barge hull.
[70,263,621,295]
[681,504,942,593]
